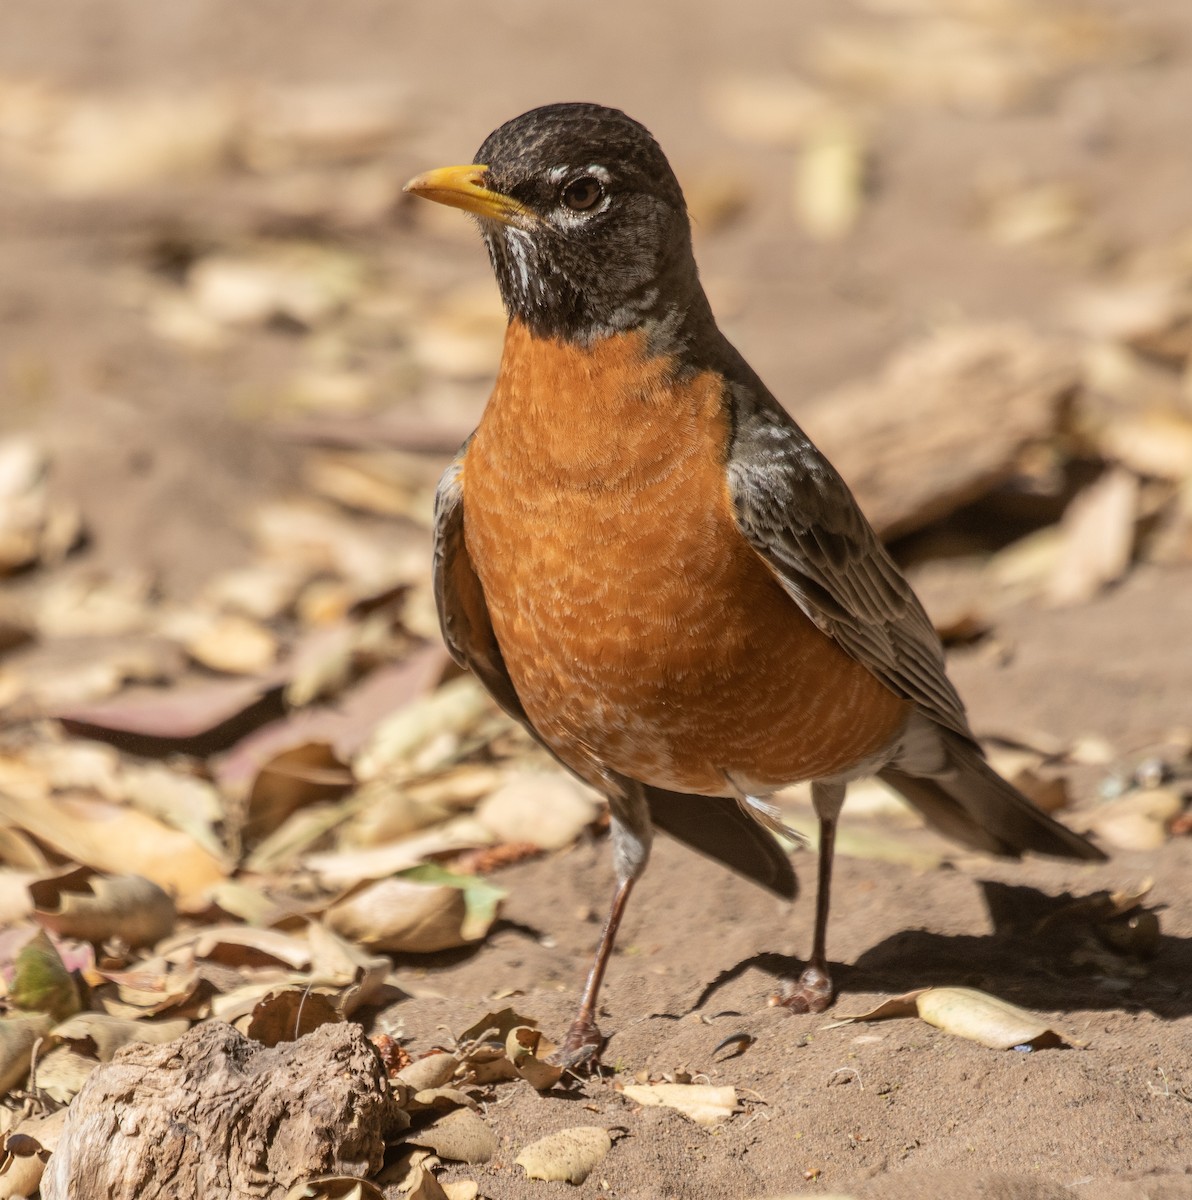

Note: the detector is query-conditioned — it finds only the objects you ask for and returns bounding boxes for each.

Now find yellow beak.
[403,164,536,228]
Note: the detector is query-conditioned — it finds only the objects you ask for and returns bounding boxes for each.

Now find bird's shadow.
[690,880,1192,1020]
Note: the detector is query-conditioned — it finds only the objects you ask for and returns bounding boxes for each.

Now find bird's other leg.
[778,780,845,1014]
[551,779,653,1069]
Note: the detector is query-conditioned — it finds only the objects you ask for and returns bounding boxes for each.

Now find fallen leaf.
[407,1108,497,1164]
[31,1045,95,1104]
[30,868,175,947]
[506,1025,563,1091]
[516,1126,612,1185]
[394,1053,459,1093]
[793,112,868,240]
[9,929,81,1022]
[440,1183,479,1200]
[354,677,496,782]
[474,772,601,850]
[801,324,1077,540]
[244,987,342,1047]
[0,788,226,903]
[285,1178,385,1200]
[621,1082,739,1126]
[394,866,505,943]
[51,1012,190,1061]
[240,741,353,850]
[0,1014,53,1093]
[157,925,312,971]
[54,674,278,740]
[325,873,484,954]
[1046,468,1138,605]
[835,986,1082,1050]
[184,613,279,675]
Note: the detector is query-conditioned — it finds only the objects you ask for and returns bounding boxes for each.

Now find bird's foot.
[773,963,835,1014]
[546,1016,605,1071]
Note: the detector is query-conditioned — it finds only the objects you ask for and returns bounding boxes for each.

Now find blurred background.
[1,1,1192,1193]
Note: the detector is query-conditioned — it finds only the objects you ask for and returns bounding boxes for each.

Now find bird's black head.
[406,103,706,346]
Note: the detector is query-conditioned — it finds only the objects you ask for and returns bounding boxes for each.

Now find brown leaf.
[0,788,226,904]
[1046,468,1139,605]
[30,867,175,947]
[32,1045,95,1104]
[285,1177,385,1200]
[51,1013,190,1062]
[54,674,278,741]
[834,986,1082,1049]
[323,877,472,953]
[621,1082,739,1126]
[515,1126,612,1185]
[394,1052,459,1094]
[240,742,352,850]
[0,1014,53,1093]
[156,925,312,970]
[245,987,342,1047]
[407,1108,497,1164]
[474,772,601,850]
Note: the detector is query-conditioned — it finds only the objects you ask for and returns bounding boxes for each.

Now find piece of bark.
[41,1020,401,1200]
[801,323,1078,540]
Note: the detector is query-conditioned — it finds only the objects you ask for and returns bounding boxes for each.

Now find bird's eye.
[561,176,604,212]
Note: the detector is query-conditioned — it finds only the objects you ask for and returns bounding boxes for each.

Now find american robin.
[405,103,1105,1064]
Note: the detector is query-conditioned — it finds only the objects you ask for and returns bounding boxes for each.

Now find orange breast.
[462,320,909,796]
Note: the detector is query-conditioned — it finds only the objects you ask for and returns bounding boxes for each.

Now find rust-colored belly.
[462,321,909,795]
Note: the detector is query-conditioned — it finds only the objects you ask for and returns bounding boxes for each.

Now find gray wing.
[725,385,972,741]
[433,450,797,899]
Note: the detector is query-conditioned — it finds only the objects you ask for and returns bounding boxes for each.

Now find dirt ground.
[2,0,1192,1197]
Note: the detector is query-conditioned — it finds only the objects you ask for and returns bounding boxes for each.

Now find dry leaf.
[793,112,868,240]
[506,1025,564,1091]
[9,929,81,1022]
[0,1014,53,1093]
[245,987,342,1047]
[97,962,201,1018]
[515,1126,612,1184]
[0,1110,63,1200]
[0,788,225,903]
[241,741,352,849]
[285,1177,385,1200]
[54,675,277,741]
[440,1183,479,1200]
[474,772,601,849]
[303,817,492,887]
[407,1108,497,1164]
[835,986,1082,1050]
[52,1013,190,1062]
[324,868,500,954]
[1046,468,1138,605]
[354,677,496,782]
[32,1045,95,1104]
[157,925,312,971]
[395,1053,459,1093]
[30,868,175,947]
[185,613,279,675]
[621,1082,739,1126]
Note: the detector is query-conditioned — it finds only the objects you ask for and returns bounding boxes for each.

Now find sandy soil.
[2,1,1191,1197]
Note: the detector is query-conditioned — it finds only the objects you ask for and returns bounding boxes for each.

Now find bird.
[404,102,1106,1065]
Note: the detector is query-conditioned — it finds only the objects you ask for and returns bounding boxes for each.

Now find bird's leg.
[551,780,652,1069]
[779,780,845,1014]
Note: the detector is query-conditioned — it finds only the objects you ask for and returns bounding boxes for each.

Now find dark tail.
[644,788,798,899]
[879,733,1106,862]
